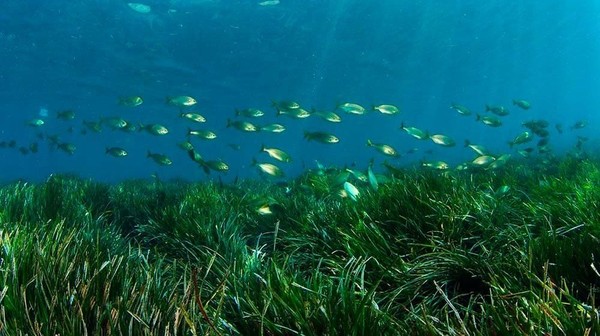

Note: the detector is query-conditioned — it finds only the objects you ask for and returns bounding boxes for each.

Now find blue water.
[0,0,598,183]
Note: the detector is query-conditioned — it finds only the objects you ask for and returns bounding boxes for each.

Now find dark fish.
[555,123,563,134]
[571,121,587,130]
[486,105,509,116]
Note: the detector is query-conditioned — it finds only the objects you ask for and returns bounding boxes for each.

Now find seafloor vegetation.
[1,156,599,335]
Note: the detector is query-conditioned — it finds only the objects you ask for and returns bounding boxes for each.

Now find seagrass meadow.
[1,156,599,335]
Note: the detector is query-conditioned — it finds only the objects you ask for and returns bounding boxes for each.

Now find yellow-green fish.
[366,139,399,157]
[188,129,217,140]
[338,102,366,115]
[27,119,45,127]
[346,168,367,183]
[236,108,265,118]
[253,160,284,177]
[106,147,127,157]
[367,164,378,191]
[261,145,292,163]
[509,131,533,147]
[422,161,449,170]
[486,105,509,116]
[187,148,203,163]
[450,103,471,116]
[304,131,339,144]
[272,100,301,110]
[167,95,197,107]
[471,155,495,167]
[199,159,229,174]
[487,154,511,170]
[513,99,531,110]
[227,119,259,132]
[313,110,342,123]
[343,181,360,201]
[178,141,194,151]
[464,140,489,156]
[260,123,286,133]
[430,134,455,147]
[400,123,428,140]
[373,104,400,115]
[103,117,128,129]
[180,113,206,123]
[141,123,169,135]
[147,151,172,165]
[476,114,502,127]
[277,107,311,119]
[119,96,143,107]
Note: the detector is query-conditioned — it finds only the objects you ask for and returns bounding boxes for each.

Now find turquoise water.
[0,0,597,183]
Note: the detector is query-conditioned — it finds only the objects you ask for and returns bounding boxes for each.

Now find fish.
[571,121,587,130]
[272,100,301,110]
[178,141,194,151]
[537,138,549,147]
[366,139,399,157]
[259,0,280,5]
[253,159,284,177]
[346,168,367,183]
[260,123,286,133]
[422,161,449,170]
[261,145,292,163]
[167,96,197,107]
[476,114,502,127]
[83,120,102,132]
[343,181,360,201]
[236,108,265,118]
[228,143,242,151]
[450,103,471,116]
[430,134,456,147]
[509,131,533,147]
[486,105,509,116]
[57,110,75,120]
[313,110,342,123]
[141,123,169,136]
[555,123,563,134]
[19,147,29,155]
[187,148,203,163]
[464,140,489,156]
[304,131,339,144]
[373,104,400,115]
[367,164,379,191]
[147,151,172,165]
[127,2,151,13]
[180,113,206,123]
[522,120,549,129]
[27,119,45,127]
[338,102,366,115]
[227,119,259,132]
[199,159,229,174]
[119,96,143,107]
[188,129,217,140]
[103,117,128,130]
[276,107,311,119]
[400,123,428,140]
[29,142,39,153]
[471,155,496,167]
[57,143,76,155]
[106,147,128,157]
[513,99,531,110]
[487,154,511,170]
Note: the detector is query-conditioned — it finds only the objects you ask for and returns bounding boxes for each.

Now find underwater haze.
[0,0,598,183]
